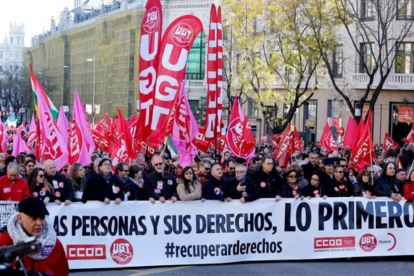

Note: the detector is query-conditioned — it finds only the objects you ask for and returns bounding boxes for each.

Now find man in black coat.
[44,159,74,205]
[225,164,260,203]
[301,152,319,182]
[251,155,283,201]
[144,155,177,204]
[203,164,227,201]
[400,144,414,170]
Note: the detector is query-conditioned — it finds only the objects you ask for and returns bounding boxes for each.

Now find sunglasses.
[204,167,211,170]
[154,162,163,167]
[38,174,45,178]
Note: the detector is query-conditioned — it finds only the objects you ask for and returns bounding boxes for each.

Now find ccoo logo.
[110,238,134,265]
[171,23,193,47]
[359,233,377,252]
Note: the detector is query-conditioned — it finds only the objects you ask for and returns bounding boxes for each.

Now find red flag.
[111,108,137,166]
[148,15,203,144]
[92,114,111,152]
[215,6,224,142]
[383,132,400,151]
[273,125,293,167]
[136,0,163,143]
[226,96,255,158]
[293,125,302,152]
[240,116,256,157]
[320,122,338,152]
[402,125,414,145]
[350,124,374,171]
[343,117,358,149]
[203,4,218,142]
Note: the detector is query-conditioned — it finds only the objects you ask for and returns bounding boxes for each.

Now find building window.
[397,0,414,20]
[332,45,343,78]
[247,98,257,117]
[185,32,206,80]
[254,18,263,33]
[396,42,414,73]
[360,0,375,21]
[360,43,374,73]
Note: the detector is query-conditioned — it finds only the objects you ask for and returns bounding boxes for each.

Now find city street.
[71,257,414,275]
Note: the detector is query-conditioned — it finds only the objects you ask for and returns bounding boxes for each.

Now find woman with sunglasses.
[28,167,55,205]
[281,169,304,199]
[68,163,86,202]
[176,166,202,201]
[302,172,330,199]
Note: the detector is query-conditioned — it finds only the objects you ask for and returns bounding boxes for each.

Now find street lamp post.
[86,55,96,123]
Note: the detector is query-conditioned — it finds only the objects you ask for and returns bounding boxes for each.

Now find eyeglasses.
[288,175,297,178]
[102,163,111,166]
[154,162,163,167]
[38,174,45,178]
[204,167,211,171]
[336,171,344,174]
[228,167,235,170]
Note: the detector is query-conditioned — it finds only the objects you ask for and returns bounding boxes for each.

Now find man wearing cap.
[0,197,69,275]
[0,163,30,201]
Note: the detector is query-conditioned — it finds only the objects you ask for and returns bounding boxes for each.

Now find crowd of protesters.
[1,141,414,205]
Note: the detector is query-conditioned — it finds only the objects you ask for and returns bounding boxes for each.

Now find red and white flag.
[215,6,224,142]
[320,122,338,152]
[68,91,92,166]
[37,87,68,170]
[293,125,302,152]
[148,15,203,144]
[273,125,293,167]
[402,125,414,145]
[92,114,112,153]
[136,0,163,144]
[204,4,218,142]
[111,108,137,166]
[226,96,255,158]
[383,132,400,151]
[350,123,374,171]
[343,117,358,149]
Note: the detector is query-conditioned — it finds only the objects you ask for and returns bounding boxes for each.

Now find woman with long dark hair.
[176,166,202,201]
[28,167,55,205]
[354,169,375,198]
[373,162,402,202]
[68,163,86,202]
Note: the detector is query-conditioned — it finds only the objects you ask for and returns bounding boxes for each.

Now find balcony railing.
[351,73,414,90]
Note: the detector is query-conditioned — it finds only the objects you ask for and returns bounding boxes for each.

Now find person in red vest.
[0,163,30,201]
[0,197,69,275]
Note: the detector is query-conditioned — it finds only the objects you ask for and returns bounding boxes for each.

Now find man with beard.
[301,152,319,182]
[144,155,177,204]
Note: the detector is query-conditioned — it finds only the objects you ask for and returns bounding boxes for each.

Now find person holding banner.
[354,169,375,198]
[226,164,260,203]
[373,162,403,202]
[176,166,202,201]
[68,163,86,202]
[203,164,227,201]
[145,155,178,204]
[44,160,74,205]
[0,197,69,275]
[82,158,124,204]
[281,169,304,199]
[302,173,329,199]
[251,156,283,202]
[28,168,55,205]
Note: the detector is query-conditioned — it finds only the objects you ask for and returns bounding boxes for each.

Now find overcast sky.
[0,0,69,47]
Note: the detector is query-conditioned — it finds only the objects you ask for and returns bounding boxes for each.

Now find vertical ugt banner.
[149,15,203,144]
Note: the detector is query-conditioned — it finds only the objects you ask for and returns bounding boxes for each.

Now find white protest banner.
[1,198,414,269]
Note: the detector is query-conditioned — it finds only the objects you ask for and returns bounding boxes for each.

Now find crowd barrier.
[1,198,414,269]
